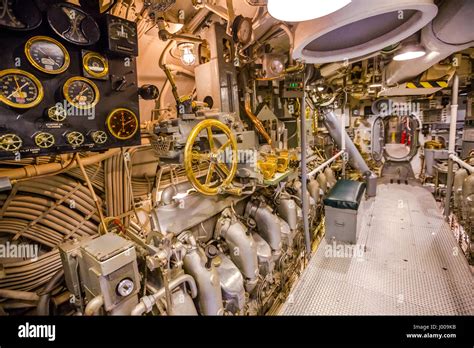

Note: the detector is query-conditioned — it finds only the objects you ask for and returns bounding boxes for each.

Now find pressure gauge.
[106,108,139,140]
[63,76,100,109]
[82,51,109,79]
[116,278,134,297]
[25,36,70,75]
[105,14,138,56]
[47,3,100,46]
[0,69,44,109]
[0,0,42,31]
[232,15,253,45]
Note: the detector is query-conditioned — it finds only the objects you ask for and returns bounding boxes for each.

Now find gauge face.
[0,0,24,29]
[83,52,108,78]
[63,76,99,109]
[0,0,42,31]
[233,16,253,45]
[47,3,100,46]
[25,36,70,74]
[107,108,139,140]
[109,22,137,45]
[0,69,43,109]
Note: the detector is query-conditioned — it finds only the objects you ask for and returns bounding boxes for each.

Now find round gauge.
[63,76,100,109]
[83,52,108,79]
[0,0,42,31]
[106,108,139,140]
[109,21,137,45]
[25,36,70,75]
[0,69,44,109]
[34,132,55,149]
[0,133,22,152]
[91,130,107,144]
[66,131,84,146]
[232,15,253,45]
[47,3,100,46]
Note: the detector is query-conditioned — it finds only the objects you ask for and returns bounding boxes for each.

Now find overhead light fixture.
[393,44,426,61]
[178,43,196,66]
[267,0,352,22]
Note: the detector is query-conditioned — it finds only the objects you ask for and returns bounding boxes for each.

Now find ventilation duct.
[385,0,474,85]
[292,0,437,64]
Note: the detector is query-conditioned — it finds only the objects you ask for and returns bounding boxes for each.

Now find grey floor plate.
[280,183,474,315]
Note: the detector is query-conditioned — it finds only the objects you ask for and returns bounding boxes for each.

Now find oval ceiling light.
[293,0,438,64]
[267,0,352,22]
[393,44,426,61]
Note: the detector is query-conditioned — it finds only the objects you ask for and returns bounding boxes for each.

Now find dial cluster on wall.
[0,0,141,160]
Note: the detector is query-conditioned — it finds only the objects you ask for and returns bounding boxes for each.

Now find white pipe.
[84,295,104,316]
[308,151,344,178]
[450,154,474,173]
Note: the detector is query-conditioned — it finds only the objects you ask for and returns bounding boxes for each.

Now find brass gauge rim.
[34,132,55,149]
[0,69,44,109]
[25,36,70,75]
[63,76,100,110]
[106,108,139,140]
[83,52,109,78]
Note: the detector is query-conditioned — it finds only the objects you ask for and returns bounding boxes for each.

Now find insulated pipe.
[322,110,371,175]
[0,149,121,181]
[385,0,474,85]
[84,295,104,316]
[445,74,459,218]
[0,289,39,301]
[300,70,311,257]
[37,269,64,316]
[131,274,198,316]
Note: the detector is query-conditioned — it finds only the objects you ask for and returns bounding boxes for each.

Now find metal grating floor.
[280,183,474,315]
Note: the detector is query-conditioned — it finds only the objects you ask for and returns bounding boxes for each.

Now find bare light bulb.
[179,43,196,66]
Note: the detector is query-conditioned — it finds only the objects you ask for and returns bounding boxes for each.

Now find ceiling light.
[267,0,352,22]
[178,43,196,66]
[393,44,426,61]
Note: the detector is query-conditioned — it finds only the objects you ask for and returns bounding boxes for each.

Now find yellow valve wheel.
[184,119,238,196]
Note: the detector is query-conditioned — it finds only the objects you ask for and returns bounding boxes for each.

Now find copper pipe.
[244,94,272,146]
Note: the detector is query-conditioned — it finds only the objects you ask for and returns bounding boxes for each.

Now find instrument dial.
[109,22,137,45]
[63,76,99,109]
[0,133,22,152]
[34,132,55,149]
[66,131,84,146]
[0,69,43,109]
[0,0,42,31]
[83,52,108,79]
[47,3,100,46]
[106,108,139,140]
[25,36,70,75]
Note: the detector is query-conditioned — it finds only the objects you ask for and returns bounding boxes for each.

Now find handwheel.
[184,119,238,196]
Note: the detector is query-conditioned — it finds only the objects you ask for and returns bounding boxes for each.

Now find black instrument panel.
[0,1,141,160]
